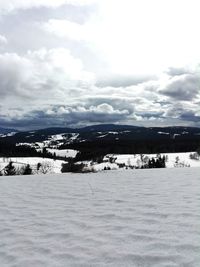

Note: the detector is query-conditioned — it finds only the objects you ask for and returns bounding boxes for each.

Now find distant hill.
[0,124,200,156]
[78,124,140,132]
[1,124,200,143]
[0,127,18,134]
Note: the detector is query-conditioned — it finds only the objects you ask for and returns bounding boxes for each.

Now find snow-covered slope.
[0,168,200,267]
[114,152,200,168]
[0,157,65,174]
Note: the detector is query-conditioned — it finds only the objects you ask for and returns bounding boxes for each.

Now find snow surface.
[158,132,169,135]
[0,168,200,267]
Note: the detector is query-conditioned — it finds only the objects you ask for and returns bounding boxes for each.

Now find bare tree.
[38,161,53,174]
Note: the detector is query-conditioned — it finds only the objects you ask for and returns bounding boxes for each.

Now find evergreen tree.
[4,162,16,176]
[22,164,32,175]
[37,162,41,171]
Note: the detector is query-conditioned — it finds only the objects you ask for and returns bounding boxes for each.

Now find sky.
[0,0,200,130]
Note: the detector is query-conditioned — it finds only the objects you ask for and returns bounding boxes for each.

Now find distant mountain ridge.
[1,123,200,135]
[1,124,200,156]
[0,127,19,134]
[1,124,200,144]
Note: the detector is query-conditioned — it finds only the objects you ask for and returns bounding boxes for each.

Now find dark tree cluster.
[0,141,69,162]
[197,147,200,156]
[147,155,166,168]
[63,138,200,162]
[0,142,40,158]
[3,162,16,176]
[61,158,85,173]
[1,162,33,176]
[22,164,32,175]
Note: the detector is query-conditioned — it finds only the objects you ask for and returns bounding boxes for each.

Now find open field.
[0,168,200,266]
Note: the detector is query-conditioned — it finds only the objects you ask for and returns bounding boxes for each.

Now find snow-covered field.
[0,168,200,267]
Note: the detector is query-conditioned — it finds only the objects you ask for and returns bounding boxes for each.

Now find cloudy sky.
[0,0,200,129]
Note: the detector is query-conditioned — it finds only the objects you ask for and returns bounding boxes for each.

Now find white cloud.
[43,19,86,41]
[0,34,7,45]
[0,48,95,106]
[96,0,200,74]
[41,0,200,76]
[56,103,129,116]
[0,0,97,13]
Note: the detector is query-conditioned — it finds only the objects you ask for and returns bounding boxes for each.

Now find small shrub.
[39,162,53,174]
[189,152,199,160]
[104,166,111,171]
[117,163,126,168]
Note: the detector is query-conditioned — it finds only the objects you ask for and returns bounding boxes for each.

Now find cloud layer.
[0,0,200,129]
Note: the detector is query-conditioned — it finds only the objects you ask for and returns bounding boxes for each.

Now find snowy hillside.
[113,152,200,168]
[86,152,200,172]
[0,157,64,174]
[0,168,200,266]
[0,151,200,176]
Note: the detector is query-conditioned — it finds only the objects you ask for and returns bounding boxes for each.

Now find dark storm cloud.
[61,108,129,126]
[179,111,200,123]
[0,104,130,130]
[164,105,187,118]
[162,104,200,126]
[160,74,200,101]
